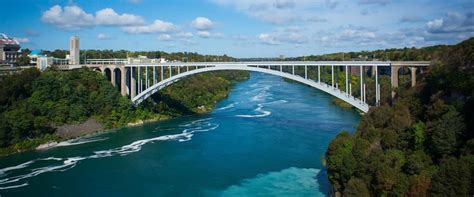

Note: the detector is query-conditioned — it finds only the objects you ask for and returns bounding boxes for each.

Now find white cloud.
[158,34,173,41]
[197,31,211,38]
[14,37,30,43]
[191,17,214,30]
[256,26,308,45]
[258,33,279,45]
[196,31,224,38]
[41,5,146,30]
[122,20,178,33]
[97,33,110,40]
[95,8,144,26]
[427,12,474,33]
[41,5,94,30]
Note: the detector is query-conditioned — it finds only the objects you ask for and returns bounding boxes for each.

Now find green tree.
[344,178,370,197]
[429,107,465,158]
[430,157,471,196]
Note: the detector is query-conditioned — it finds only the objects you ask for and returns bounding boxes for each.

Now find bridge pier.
[318,66,321,83]
[138,67,141,94]
[331,65,334,87]
[345,66,349,94]
[153,66,156,85]
[360,66,363,101]
[409,67,417,87]
[111,68,116,87]
[120,67,127,96]
[375,66,379,106]
[305,66,308,79]
[391,66,401,99]
[130,67,136,98]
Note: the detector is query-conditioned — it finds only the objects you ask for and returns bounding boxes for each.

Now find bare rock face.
[55,119,104,139]
[36,141,58,150]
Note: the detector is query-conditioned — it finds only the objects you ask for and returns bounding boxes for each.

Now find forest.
[325,38,474,196]
[0,67,248,155]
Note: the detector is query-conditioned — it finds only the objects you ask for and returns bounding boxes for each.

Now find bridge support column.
[161,66,164,81]
[410,67,417,87]
[280,65,282,72]
[318,66,321,83]
[145,67,148,89]
[120,67,127,96]
[169,66,172,78]
[360,66,363,100]
[305,66,308,79]
[391,66,401,99]
[292,66,295,75]
[331,65,334,87]
[375,66,379,106]
[130,67,136,98]
[153,66,156,85]
[345,66,349,94]
[111,67,116,87]
[138,66,141,94]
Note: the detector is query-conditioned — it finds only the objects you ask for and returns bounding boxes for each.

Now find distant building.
[69,36,80,65]
[37,57,53,71]
[0,33,21,65]
[128,56,167,64]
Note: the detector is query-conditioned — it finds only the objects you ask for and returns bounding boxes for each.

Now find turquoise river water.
[0,72,360,196]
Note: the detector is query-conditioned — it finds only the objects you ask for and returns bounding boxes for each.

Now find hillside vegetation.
[325,38,474,196]
[0,68,248,155]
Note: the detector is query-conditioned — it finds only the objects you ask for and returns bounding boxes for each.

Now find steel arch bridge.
[58,61,430,113]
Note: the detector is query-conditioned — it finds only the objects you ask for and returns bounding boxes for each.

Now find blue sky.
[1,0,473,57]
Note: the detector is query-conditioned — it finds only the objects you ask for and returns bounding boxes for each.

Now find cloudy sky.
[1,0,473,57]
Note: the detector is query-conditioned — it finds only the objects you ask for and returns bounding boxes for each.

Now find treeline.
[289,45,449,61]
[0,67,248,155]
[40,50,235,62]
[325,38,474,196]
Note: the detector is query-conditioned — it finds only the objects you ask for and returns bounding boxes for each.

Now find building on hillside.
[28,49,41,65]
[28,50,68,71]
[0,33,21,65]
[69,36,80,65]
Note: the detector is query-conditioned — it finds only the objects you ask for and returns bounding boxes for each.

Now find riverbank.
[0,68,249,157]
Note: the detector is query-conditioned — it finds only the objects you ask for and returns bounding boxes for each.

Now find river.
[0,72,360,196]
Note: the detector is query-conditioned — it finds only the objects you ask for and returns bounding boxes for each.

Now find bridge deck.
[123,61,430,67]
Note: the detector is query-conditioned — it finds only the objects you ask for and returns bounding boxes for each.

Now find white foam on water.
[0,118,219,190]
[216,103,236,111]
[263,99,288,105]
[220,167,325,197]
[55,137,109,147]
[236,104,272,118]
[0,182,28,190]
[0,161,34,176]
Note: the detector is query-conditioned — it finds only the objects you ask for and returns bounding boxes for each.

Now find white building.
[69,36,80,65]
[0,33,21,65]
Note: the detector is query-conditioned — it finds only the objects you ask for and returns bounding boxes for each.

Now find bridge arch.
[113,67,122,89]
[131,65,370,112]
[104,67,112,82]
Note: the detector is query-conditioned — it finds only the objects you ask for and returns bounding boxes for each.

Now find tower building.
[69,36,80,65]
